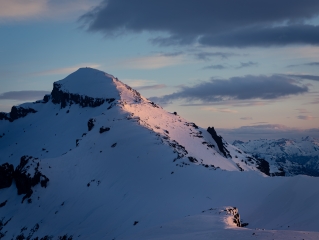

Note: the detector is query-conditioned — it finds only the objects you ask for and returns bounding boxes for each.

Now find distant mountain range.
[233,137,319,176]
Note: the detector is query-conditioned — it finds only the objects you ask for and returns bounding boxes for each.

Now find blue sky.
[1,0,319,140]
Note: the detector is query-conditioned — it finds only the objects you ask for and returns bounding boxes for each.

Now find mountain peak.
[54,67,119,99]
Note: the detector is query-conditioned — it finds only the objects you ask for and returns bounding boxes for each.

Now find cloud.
[287,62,319,68]
[240,117,253,120]
[0,0,100,21]
[295,108,310,114]
[135,84,166,90]
[116,54,185,69]
[236,61,258,69]
[297,115,315,120]
[0,0,46,19]
[203,64,227,70]
[0,90,50,100]
[287,74,319,81]
[194,52,239,61]
[33,63,100,76]
[201,107,238,113]
[203,61,258,70]
[216,124,319,142]
[81,0,319,47]
[151,75,308,104]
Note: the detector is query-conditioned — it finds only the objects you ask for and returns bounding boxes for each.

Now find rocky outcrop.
[224,207,248,227]
[88,118,95,131]
[14,156,49,200]
[0,106,37,122]
[99,127,110,133]
[51,83,115,109]
[207,127,231,158]
[253,156,270,176]
[0,163,14,189]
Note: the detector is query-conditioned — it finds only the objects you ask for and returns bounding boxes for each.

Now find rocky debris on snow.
[99,126,110,133]
[185,122,199,129]
[149,101,159,108]
[0,106,37,122]
[87,118,95,131]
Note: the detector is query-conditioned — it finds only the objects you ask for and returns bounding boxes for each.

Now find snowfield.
[0,68,319,239]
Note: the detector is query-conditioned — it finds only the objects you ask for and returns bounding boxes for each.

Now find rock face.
[0,106,37,122]
[51,82,115,109]
[207,127,231,158]
[14,156,49,198]
[0,163,14,189]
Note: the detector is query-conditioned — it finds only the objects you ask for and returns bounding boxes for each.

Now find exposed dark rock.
[173,112,177,115]
[207,127,231,158]
[13,156,49,198]
[111,143,117,148]
[51,82,115,109]
[0,163,14,189]
[99,127,110,133]
[43,94,50,103]
[185,122,199,129]
[0,106,37,122]
[224,207,243,227]
[0,200,7,208]
[88,118,95,131]
[188,157,198,163]
[236,163,244,171]
[149,102,159,108]
[253,156,270,176]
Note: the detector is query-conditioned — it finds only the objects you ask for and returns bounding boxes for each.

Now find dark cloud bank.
[150,75,308,104]
[81,0,319,47]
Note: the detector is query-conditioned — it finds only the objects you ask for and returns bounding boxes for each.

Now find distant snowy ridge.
[233,137,319,176]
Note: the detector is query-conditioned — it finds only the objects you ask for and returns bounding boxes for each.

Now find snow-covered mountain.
[1,68,319,239]
[233,137,319,176]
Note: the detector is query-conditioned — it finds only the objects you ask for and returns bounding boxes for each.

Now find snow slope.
[233,137,319,176]
[0,68,319,239]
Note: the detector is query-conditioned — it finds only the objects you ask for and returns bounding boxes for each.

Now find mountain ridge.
[0,68,319,239]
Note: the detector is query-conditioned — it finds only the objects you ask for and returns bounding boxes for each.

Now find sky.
[1,0,319,141]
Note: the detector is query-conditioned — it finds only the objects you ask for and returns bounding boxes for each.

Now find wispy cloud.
[235,61,258,69]
[116,54,185,69]
[33,63,100,76]
[0,0,100,21]
[194,52,240,61]
[295,108,310,114]
[203,64,227,70]
[240,117,253,120]
[203,61,258,70]
[297,115,316,120]
[201,107,238,113]
[287,62,319,68]
[0,90,50,100]
[0,0,46,19]
[287,74,319,82]
[135,84,166,91]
